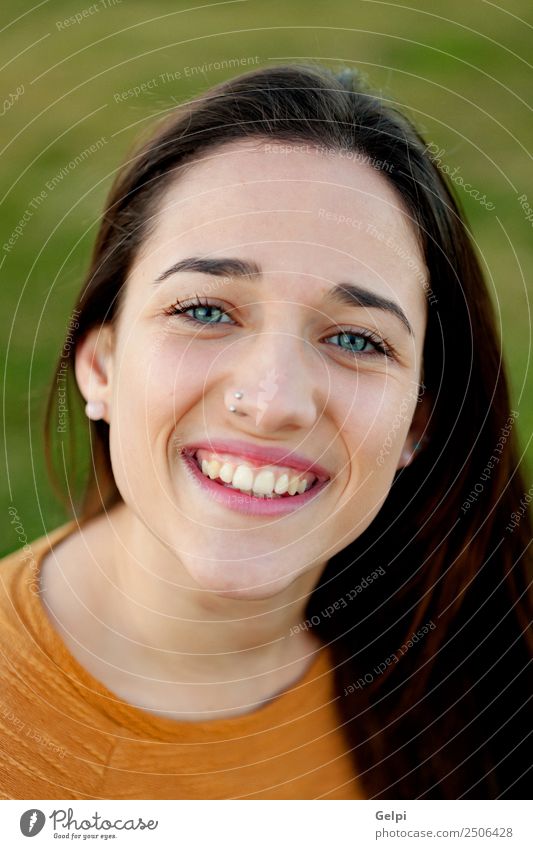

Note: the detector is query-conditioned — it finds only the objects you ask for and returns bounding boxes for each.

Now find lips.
[178,438,332,516]
[180,448,330,516]
[179,438,332,482]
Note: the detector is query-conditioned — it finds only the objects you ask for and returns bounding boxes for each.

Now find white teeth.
[274,473,289,495]
[194,449,319,498]
[288,478,299,496]
[232,465,254,492]
[252,470,276,496]
[206,459,221,480]
[219,462,234,483]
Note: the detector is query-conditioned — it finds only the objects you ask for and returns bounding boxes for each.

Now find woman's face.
[94,139,429,599]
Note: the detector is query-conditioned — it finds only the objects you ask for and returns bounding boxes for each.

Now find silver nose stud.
[228,391,244,413]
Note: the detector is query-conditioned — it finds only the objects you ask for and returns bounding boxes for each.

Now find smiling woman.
[0,63,531,800]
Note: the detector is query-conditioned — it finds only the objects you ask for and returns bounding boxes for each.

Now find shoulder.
[0,520,78,597]
[0,517,123,799]
[0,519,80,651]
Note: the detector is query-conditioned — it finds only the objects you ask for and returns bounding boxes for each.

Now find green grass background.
[2,0,532,555]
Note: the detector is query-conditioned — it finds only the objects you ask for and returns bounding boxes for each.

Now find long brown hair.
[44,63,532,798]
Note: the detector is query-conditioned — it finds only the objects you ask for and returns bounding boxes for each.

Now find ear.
[75,324,114,424]
[396,386,431,470]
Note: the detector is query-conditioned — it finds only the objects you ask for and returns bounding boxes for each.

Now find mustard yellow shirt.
[0,521,362,799]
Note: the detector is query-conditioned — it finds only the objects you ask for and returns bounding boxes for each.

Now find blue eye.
[166,298,232,325]
[164,296,393,358]
[325,330,389,357]
[187,304,227,323]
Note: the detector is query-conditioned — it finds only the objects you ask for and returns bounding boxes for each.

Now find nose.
[223,331,324,433]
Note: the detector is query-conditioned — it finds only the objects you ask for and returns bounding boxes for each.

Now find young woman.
[1,63,531,800]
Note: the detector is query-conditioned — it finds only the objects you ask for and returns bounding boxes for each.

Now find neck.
[89,503,325,707]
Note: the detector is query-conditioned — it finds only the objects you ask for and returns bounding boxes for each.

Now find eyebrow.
[155,256,414,337]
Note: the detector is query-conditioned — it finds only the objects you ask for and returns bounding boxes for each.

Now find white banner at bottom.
[0,799,530,848]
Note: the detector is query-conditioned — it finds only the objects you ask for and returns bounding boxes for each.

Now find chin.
[187,560,301,601]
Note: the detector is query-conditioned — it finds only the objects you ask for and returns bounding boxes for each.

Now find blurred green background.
[2,0,532,555]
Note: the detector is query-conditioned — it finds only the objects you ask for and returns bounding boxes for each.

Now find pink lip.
[181,452,330,517]
[180,438,331,481]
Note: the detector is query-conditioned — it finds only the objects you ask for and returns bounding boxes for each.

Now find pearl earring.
[85,400,105,421]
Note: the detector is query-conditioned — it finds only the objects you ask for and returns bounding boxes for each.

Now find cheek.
[111,330,215,439]
[333,382,415,529]
[337,379,415,465]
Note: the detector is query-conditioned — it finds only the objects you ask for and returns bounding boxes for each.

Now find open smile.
[180,449,330,517]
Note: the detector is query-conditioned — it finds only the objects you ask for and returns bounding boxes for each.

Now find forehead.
[132,139,428,327]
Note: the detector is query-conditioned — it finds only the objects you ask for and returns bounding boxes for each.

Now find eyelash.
[163,295,396,360]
